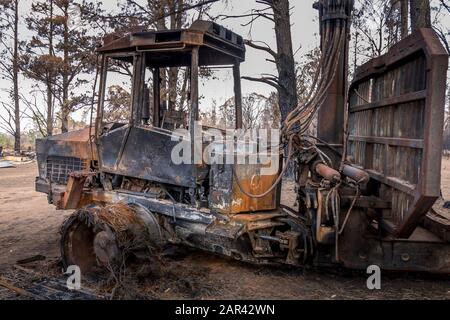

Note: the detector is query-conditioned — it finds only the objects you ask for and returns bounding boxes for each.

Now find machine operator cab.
[96,20,246,130]
[95,21,245,186]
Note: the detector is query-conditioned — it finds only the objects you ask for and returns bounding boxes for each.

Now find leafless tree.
[352,0,398,63]
[21,0,98,135]
[399,0,409,38]
[0,0,22,152]
[218,0,298,123]
[431,0,450,54]
[213,92,278,129]
[410,0,431,30]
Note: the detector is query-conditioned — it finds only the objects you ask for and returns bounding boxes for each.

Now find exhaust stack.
[314,0,354,158]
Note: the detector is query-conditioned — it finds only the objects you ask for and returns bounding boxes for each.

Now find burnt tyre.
[60,203,164,273]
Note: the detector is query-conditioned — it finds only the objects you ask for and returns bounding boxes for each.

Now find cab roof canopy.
[97,20,246,67]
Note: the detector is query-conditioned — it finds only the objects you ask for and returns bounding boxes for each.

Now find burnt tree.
[269,0,298,123]
[223,0,298,124]
[410,0,431,31]
[0,0,22,152]
[21,0,56,137]
[400,0,408,38]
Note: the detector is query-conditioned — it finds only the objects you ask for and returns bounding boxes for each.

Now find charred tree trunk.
[153,3,168,119]
[179,69,189,112]
[61,2,70,133]
[410,0,431,31]
[46,0,54,136]
[401,0,409,38]
[167,0,181,112]
[353,30,359,73]
[233,0,297,124]
[168,67,178,111]
[46,83,53,136]
[272,0,298,123]
[13,0,20,153]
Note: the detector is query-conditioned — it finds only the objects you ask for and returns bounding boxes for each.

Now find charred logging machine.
[35,0,450,274]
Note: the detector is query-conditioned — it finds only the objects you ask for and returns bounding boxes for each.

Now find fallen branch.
[16,255,46,265]
[242,76,281,91]
[0,276,42,300]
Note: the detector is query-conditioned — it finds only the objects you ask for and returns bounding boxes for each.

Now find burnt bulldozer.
[35,1,450,274]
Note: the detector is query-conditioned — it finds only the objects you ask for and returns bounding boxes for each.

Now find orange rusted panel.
[209,151,282,215]
[230,171,280,214]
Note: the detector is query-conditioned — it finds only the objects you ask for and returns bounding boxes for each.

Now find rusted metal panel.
[62,171,95,210]
[209,162,281,214]
[338,208,450,273]
[347,29,448,238]
[62,175,87,210]
[35,127,96,184]
[98,125,206,188]
[36,127,95,160]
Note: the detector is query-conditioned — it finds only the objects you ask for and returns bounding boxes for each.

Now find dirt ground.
[0,162,449,300]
